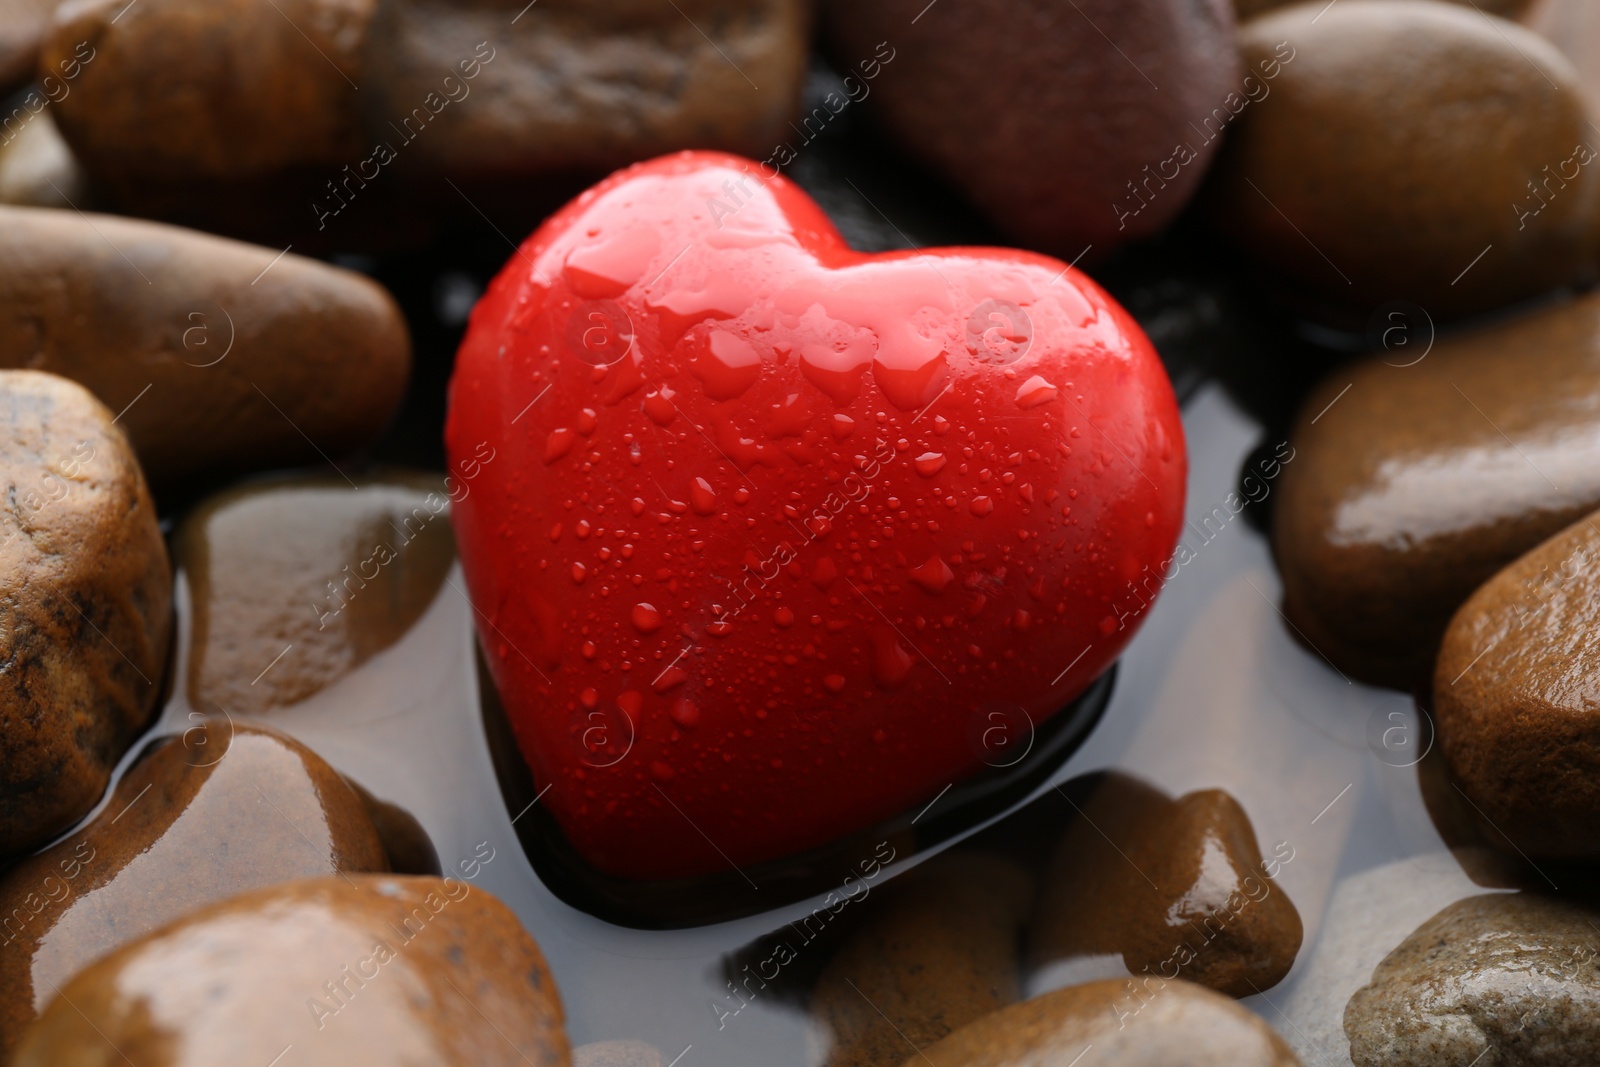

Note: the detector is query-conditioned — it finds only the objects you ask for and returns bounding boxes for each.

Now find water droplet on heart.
[643,387,677,426]
[1016,375,1058,409]
[692,328,762,400]
[653,667,687,692]
[581,641,597,659]
[831,414,856,439]
[670,699,700,727]
[915,452,946,477]
[690,477,717,515]
[570,562,587,583]
[580,687,598,709]
[908,555,955,594]
[545,428,575,463]
[869,627,916,689]
[632,603,662,633]
[969,495,995,517]
[812,557,838,589]
[824,673,846,692]
[775,606,795,628]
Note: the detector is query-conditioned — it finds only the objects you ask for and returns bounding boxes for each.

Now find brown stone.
[360,0,808,182]
[906,978,1301,1066]
[12,874,571,1066]
[1236,0,1535,20]
[0,722,391,1060]
[1210,1,1597,319]
[1345,893,1600,1065]
[811,851,1034,1067]
[0,370,170,860]
[345,776,441,875]
[176,473,455,716]
[0,111,91,208]
[1434,508,1600,861]
[42,0,367,183]
[1536,0,1600,118]
[0,0,55,93]
[574,1041,663,1067]
[1027,773,1302,998]
[821,0,1239,258]
[1273,292,1600,689]
[0,205,410,486]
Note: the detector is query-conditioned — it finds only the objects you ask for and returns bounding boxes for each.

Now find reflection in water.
[715,769,1301,1065]
[480,645,1114,929]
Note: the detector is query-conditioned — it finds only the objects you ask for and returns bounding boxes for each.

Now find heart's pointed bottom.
[478,646,1116,929]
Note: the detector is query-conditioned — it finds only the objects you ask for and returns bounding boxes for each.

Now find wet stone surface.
[176,472,456,715]
[0,722,395,1058]
[1273,291,1600,690]
[0,369,171,862]
[907,977,1302,1066]
[1027,772,1303,998]
[1345,893,1600,1066]
[13,874,571,1066]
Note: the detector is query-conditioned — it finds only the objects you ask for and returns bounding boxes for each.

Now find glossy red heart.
[445,152,1186,881]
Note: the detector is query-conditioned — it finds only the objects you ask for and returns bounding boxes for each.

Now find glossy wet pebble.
[1434,509,1600,861]
[42,0,367,188]
[1029,774,1301,996]
[1345,893,1600,1065]
[1273,292,1600,689]
[13,874,570,1066]
[574,1041,663,1067]
[812,851,1034,1067]
[0,205,410,485]
[178,474,455,715]
[1235,0,1535,18]
[1211,1,1596,319]
[0,0,56,91]
[0,370,170,860]
[0,722,392,1057]
[362,0,807,182]
[0,112,91,208]
[821,0,1239,257]
[907,978,1301,1066]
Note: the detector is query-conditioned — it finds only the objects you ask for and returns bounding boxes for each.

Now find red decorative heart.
[446,152,1186,880]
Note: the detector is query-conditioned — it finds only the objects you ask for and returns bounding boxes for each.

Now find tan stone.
[821,0,1239,258]
[1236,0,1535,19]
[0,0,55,92]
[1273,292,1600,689]
[0,111,90,207]
[176,473,455,715]
[906,979,1301,1066]
[0,205,410,486]
[574,1041,663,1067]
[1345,893,1600,1065]
[43,0,368,181]
[13,875,571,1066]
[0,722,392,1060]
[812,851,1034,1067]
[1028,773,1302,997]
[1435,507,1600,861]
[0,370,170,859]
[360,0,809,180]
[1211,1,1596,319]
